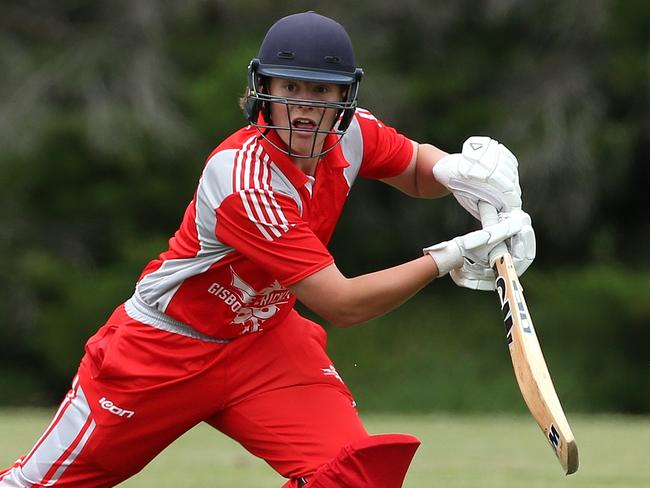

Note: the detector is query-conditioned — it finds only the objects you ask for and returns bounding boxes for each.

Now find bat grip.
[478,201,508,265]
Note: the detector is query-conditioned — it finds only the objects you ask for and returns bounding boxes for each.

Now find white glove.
[424,209,531,278]
[433,136,522,220]
[450,210,536,291]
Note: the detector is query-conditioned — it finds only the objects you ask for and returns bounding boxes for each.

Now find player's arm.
[385,136,524,222]
[289,257,438,328]
[380,140,450,198]
[289,211,530,328]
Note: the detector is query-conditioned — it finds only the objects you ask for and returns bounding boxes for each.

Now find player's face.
[268,78,346,157]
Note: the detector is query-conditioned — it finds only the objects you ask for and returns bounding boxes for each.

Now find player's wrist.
[423,241,463,277]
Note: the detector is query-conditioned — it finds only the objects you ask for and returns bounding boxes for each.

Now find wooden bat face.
[493,254,579,475]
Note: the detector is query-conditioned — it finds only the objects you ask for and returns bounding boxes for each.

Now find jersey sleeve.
[215,189,334,286]
[355,109,414,180]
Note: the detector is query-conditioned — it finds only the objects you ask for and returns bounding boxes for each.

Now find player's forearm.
[292,257,439,328]
[339,256,439,326]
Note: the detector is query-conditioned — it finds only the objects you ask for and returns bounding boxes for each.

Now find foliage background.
[0,0,648,413]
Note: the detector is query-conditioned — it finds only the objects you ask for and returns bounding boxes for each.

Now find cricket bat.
[479,202,579,475]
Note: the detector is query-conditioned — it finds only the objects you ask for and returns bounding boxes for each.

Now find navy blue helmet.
[244,12,363,158]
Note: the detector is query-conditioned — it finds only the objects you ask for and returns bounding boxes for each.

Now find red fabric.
[355,109,413,180]
[135,109,412,340]
[1,110,417,487]
[3,307,366,486]
[306,434,421,487]
[215,191,334,287]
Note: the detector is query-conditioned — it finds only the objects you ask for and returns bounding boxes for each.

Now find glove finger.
[484,217,525,245]
[510,225,536,258]
[509,223,536,278]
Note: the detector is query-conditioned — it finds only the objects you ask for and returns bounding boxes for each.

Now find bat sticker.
[548,423,561,452]
[511,279,533,334]
[495,276,513,345]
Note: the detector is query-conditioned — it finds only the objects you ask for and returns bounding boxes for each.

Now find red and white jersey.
[127,108,413,339]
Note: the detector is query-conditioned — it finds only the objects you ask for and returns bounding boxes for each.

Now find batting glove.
[433,136,522,220]
[450,210,536,291]
[424,209,531,279]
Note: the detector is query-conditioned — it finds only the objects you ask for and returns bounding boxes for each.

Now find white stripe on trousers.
[0,377,96,487]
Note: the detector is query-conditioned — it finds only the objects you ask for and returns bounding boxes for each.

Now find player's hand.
[433,136,522,220]
[450,210,536,290]
[424,209,532,279]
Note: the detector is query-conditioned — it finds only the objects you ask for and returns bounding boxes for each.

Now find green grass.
[1,410,648,487]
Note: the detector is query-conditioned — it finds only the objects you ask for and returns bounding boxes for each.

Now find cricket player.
[0,11,535,487]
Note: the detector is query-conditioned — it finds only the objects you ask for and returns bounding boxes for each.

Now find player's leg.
[210,386,419,488]
[0,375,135,488]
[0,306,228,487]
[207,311,420,486]
[206,311,367,480]
[208,382,368,480]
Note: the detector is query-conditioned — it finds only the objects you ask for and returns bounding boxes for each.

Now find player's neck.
[292,156,320,176]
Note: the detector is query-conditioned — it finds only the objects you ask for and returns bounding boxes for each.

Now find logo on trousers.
[99,397,135,418]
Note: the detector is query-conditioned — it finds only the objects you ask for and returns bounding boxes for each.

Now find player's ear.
[259,76,272,123]
[258,76,267,93]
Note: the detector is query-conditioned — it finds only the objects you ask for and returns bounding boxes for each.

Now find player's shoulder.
[340,107,383,147]
[201,129,297,205]
[203,127,262,177]
[197,127,257,199]
[353,107,385,128]
[206,126,258,162]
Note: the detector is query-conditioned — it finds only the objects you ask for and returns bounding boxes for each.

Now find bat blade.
[494,252,579,475]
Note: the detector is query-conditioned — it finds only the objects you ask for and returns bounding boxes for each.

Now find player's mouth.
[291,117,318,132]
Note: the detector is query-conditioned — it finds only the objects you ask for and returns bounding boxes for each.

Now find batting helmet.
[244,12,364,158]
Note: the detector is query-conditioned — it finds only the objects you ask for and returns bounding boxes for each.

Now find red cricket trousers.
[0,305,368,487]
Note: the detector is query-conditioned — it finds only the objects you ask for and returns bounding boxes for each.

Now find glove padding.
[450,210,536,291]
[433,136,522,220]
[424,209,532,278]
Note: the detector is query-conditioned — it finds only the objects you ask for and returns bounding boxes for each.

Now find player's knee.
[288,433,420,488]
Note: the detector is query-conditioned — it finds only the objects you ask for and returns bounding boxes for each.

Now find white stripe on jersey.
[339,115,364,192]
[133,130,309,314]
[262,159,291,231]
[246,145,282,238]
[257,153,290,232]
[237,142,274,240]
[236,138,291,241]
[355,108,383,126]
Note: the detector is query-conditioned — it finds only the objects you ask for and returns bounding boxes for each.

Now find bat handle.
[478,201,508,265]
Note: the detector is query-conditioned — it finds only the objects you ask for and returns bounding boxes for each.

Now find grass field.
[1,409,648,487]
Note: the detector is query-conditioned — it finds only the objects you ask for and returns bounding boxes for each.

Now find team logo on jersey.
[207,267,291,334]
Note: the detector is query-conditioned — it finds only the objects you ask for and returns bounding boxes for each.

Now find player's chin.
[294,139,326,156]
[281,131,326,156]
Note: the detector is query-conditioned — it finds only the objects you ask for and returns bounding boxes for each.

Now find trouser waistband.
[124,294,232,343]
